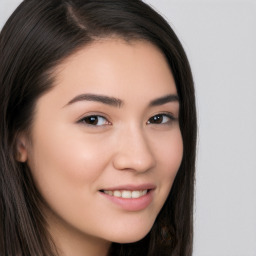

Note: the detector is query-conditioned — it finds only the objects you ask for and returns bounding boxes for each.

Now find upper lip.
[100,184,156,191]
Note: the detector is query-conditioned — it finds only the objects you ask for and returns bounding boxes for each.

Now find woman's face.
[20,39,183,252]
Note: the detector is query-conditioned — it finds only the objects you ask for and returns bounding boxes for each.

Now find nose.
[112,126,156,173]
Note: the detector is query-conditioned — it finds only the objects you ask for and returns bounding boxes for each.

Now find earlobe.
[15,136,28,162]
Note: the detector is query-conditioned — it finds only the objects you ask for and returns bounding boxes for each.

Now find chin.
[107,223,153,244]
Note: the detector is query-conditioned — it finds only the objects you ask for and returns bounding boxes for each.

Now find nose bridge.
[113,124,156,172]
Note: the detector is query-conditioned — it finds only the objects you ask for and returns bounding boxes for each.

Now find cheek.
[27,126,113,232]
[27,124,111,208]
[154,129,183,205]
[147,128,183,211]
[154,129,183,179]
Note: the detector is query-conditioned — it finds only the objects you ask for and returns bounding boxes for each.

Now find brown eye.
[147,114,175,125]
[148,115,163,124]
[79,115,109,126]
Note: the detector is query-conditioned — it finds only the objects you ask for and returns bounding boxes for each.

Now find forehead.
[45,39,177,106]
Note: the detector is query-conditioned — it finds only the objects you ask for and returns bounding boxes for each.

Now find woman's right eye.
[78,115,111,126]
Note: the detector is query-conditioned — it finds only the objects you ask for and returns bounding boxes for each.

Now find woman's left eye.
[147,114,175,125]
[78,115,110,126]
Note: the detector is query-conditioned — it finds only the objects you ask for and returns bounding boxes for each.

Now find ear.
[15,135,28,162]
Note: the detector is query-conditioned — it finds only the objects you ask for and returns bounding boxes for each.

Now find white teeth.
[122,190,132,198]
[113,191,122,197]
[103,190,148,198]
[142,190,147,196]
[131,191,141,198]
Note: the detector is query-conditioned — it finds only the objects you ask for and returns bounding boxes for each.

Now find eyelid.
[147,112,178,125]
[76,111,178,127]
[77,114,112,127]
[76,111,111,122]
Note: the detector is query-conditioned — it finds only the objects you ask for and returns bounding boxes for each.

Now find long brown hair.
[0,1,197,255]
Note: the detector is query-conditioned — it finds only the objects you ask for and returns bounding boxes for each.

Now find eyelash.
[146,113,176,125]
[78,115,111,126]
[78,113,177,127]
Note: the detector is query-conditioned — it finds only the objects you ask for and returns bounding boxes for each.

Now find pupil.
[87,116,98,125]
[152,115,162,123]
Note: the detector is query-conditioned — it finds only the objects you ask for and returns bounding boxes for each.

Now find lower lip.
[100,190,154,211]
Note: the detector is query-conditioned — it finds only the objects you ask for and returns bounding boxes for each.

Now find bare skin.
[17,39,183,256]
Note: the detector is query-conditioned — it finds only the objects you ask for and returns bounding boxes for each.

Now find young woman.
[0,0,197,255]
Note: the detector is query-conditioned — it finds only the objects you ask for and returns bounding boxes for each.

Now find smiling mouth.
[100,189,149,199]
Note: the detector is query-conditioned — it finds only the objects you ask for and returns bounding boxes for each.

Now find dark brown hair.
[0,0,197,255]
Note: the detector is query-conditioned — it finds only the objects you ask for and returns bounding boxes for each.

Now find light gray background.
[1,1,256,255]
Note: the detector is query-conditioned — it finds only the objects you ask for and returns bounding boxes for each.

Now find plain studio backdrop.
[1,0,256,256]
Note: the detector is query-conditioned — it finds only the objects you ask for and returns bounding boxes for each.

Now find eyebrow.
[65,93,179,108]
[66,93,123,108]
[149,94,179,106]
